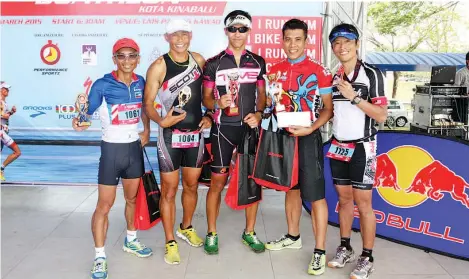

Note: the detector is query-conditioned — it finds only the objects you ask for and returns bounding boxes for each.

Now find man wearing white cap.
[202,10,267,255]
[144,19,211,265]
[1,82,21,181]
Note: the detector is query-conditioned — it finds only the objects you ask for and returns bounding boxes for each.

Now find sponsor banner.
[0,1,323,140]
[304,131,469,260]
[0,2,228,16]
[247,16,322,72]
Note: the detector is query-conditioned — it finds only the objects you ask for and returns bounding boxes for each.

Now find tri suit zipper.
[239,55,243,125]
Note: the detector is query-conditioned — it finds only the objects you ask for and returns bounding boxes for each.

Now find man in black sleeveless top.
[143,19,212,265]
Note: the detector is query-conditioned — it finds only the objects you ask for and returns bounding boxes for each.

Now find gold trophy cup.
[174,86,192,114]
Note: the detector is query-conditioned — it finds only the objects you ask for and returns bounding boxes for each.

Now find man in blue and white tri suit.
[72,38,152,279]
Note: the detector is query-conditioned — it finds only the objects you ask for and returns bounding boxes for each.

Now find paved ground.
[2,185,469,279]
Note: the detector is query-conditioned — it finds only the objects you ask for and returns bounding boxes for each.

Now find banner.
[0,1,323,141]
[304,131,469,261]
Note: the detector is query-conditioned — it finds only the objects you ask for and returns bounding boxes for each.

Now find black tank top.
[159,52,203,130]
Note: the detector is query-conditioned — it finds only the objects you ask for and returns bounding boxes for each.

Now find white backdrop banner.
[0,1,324,140]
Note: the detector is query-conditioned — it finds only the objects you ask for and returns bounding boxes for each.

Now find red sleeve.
[316,64,333,95]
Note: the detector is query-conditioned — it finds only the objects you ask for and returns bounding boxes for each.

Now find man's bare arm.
[143,57,166,125]
[191,51,206,70]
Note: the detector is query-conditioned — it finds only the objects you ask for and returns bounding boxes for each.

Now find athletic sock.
[286,234,300,241]
[361,248,374,262]
[314,248,326,255]
[340,237,353,251]
[95,247,106,259]
[126,230,137,242]
[180,223,193,230]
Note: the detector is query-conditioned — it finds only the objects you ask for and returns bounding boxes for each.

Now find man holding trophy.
[72,38,152,279]
[143,19,211,265]
[202,10,267,255]
[263,19,334,276]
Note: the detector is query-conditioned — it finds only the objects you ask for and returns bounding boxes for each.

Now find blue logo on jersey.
[134,86,143,99]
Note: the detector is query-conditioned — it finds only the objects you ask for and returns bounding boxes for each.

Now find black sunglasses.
[227,26,249,33]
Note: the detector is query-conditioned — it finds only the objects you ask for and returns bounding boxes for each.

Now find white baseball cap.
[0,82,11,89]
[165,19,192,34]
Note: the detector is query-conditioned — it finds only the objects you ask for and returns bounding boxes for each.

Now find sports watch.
[351,95,362,105]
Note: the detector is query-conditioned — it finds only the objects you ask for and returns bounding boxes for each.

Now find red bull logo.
[374,145,469,209]
[370,145,467,244]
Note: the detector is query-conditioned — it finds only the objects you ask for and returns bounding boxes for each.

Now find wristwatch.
[351,95,362,105]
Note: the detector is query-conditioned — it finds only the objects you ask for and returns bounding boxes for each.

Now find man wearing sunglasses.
[72,38,152,279]
[263,19,333,276]
[327,23,388,279]
[143,19,211,265]
[202,9,267,255]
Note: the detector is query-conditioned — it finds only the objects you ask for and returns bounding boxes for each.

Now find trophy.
[75,93,91,126]
[264,72,285,112]
[224,72,240,116]
[174,86,191,114]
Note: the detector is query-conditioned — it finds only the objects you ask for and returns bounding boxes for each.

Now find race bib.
[326,139,355,162]
[111,103,142,125]
[172,130,200,148]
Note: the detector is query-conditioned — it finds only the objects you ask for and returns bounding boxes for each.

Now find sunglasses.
[227,26,249,33]
[114,53,139,61]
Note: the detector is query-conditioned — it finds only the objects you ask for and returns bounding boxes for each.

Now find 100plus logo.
[56,105,99,120]
[57,77,98,120]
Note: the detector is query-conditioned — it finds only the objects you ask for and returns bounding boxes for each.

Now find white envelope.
[277,112,311,128]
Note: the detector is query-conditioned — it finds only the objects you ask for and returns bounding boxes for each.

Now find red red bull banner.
[305,131,469,261]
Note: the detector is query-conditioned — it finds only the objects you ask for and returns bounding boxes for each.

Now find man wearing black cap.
[455,51,469,93]
[327,23,388,279]
[202,9,267,255]
[73,38,152,279]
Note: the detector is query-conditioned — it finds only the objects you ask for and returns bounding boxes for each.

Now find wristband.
[255,110,265,119]
[204,112,213,122]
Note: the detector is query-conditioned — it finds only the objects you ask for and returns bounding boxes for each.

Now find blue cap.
[329,31,358,43]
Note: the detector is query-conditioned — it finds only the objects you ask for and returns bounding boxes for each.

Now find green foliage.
[368,2,443,36]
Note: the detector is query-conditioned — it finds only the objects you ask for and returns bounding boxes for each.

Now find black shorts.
[291,129,325,202]
[98,140,144,186]
[157,128,204,173]
[330,138,377,190]
[210,124,244,174]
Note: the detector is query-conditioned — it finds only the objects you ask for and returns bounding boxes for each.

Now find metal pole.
[321,1,333,142]
[324,1,332,69]
[360,2,368,62]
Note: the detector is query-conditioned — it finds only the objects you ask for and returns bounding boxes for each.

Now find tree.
[367,1,459,98]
